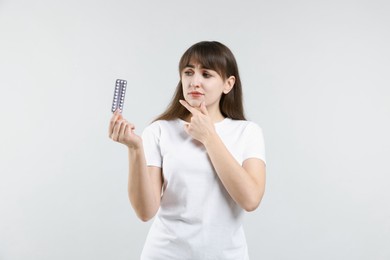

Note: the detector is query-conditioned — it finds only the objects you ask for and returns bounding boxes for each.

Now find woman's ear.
[223,76,236,94]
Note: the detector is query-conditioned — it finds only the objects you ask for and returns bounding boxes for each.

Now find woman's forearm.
[204,134,265,211]
[127,146,161,221]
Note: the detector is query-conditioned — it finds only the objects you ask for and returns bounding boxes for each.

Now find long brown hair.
[154,41,246,121]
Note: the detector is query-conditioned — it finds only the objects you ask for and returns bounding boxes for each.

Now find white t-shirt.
[140,118,266,260]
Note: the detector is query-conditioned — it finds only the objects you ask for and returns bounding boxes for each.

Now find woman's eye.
[183,70,193,76]
[203,72,211,78]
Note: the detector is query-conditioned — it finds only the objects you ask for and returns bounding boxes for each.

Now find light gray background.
[1,0,389,259]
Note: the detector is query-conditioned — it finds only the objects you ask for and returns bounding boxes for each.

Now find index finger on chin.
[179,99,196,115]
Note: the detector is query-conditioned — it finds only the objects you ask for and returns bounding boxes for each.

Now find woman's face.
[181,62,234,112]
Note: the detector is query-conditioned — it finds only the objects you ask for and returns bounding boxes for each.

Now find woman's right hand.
[109,109,142,149]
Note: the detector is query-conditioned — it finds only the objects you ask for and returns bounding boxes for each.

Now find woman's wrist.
[127,142,144,153]
[203,131,220,148]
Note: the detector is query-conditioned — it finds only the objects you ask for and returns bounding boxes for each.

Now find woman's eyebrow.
[184,64,212,70]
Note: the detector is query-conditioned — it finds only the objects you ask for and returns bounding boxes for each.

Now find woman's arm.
[128,148,163,221]
[179,101,266,211]
[204,135,266,211]
[109,110,163,221]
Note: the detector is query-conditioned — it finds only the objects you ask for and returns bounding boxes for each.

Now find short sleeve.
[242,122,266,164]
[141,122,162,168]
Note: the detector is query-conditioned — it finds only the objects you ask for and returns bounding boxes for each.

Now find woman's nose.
[190,74,202,88]
[190,82,200,88]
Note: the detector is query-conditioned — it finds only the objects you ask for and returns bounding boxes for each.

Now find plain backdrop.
[1,0,389,259]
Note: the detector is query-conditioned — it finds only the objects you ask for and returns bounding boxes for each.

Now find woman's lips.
[188,91,204,98]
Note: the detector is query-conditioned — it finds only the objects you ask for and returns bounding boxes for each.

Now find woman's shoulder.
[220,118,264,139]
[224,118,263,130]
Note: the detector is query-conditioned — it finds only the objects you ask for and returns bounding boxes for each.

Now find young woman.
[109,41,266,259]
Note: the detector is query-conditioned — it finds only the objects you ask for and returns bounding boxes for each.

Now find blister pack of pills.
[111,79,127,113]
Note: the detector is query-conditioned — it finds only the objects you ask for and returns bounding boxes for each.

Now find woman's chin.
[187,99,202,108]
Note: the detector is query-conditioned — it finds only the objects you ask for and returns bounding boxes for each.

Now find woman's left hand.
[179,100,216,145]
